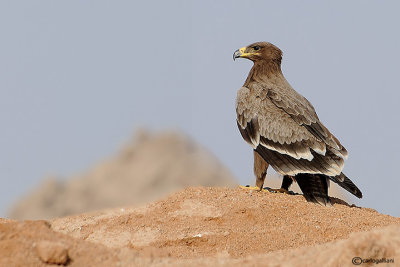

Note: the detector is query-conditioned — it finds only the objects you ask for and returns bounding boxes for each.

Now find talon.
[239,185,267,192]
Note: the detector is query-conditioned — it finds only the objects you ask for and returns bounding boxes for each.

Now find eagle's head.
[233,42,282,63]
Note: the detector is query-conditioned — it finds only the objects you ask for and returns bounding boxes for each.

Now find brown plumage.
[233,42,362,205]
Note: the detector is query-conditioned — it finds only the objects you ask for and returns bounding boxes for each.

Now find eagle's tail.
[293,172,362,206]
[328,173,363,199]
[295,173,331,206]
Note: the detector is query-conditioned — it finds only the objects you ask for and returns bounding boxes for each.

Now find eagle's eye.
[253,46,260,51]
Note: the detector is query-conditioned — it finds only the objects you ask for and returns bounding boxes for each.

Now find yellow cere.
[239,46,259,57]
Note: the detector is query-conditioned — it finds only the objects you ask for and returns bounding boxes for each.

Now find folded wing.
[236,85,347,177]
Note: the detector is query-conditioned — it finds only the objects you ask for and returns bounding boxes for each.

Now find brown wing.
[266,85,348,159]
[236,85,346,177]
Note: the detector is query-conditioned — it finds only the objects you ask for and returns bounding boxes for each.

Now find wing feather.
[266,86,347,158]
[236,85,346,176]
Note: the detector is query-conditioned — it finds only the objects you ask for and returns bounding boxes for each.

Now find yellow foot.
[239,185,269,192]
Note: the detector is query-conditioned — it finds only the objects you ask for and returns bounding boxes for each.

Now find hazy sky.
[1,1,399,217]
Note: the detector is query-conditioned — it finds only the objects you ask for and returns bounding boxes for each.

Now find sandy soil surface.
[1,187,399,266]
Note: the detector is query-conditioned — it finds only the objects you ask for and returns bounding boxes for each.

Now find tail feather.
[294,172,362,205]
[295,173,331,206]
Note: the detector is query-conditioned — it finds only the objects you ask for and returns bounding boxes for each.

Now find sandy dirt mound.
[8,130,237,220]
[2,187,397,266]
[0,220,120,266]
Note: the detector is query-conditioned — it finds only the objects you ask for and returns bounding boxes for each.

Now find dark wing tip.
[330,173,363,199]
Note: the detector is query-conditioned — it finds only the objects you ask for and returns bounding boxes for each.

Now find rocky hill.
[8,130,237,220]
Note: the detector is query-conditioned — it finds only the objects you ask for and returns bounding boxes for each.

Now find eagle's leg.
[238,151,269,191]
[268,175,295,194]
[253,150,268,190]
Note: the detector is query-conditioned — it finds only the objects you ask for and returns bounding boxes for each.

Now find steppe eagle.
[233,42,362,205]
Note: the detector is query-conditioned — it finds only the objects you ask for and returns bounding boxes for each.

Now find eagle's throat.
[244,60,283,87]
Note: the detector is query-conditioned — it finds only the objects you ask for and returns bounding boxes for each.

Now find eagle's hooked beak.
[233,47,246,61]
